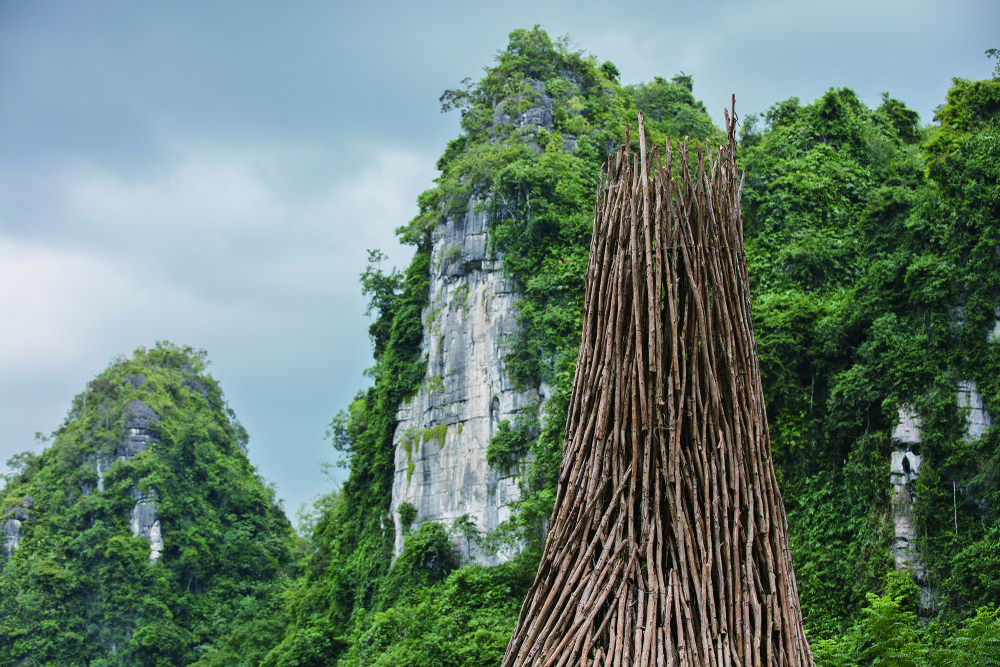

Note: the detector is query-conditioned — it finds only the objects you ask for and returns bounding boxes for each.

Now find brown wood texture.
[502,102,815,667]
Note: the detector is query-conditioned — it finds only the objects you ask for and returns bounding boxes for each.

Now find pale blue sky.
[1,0,996,522]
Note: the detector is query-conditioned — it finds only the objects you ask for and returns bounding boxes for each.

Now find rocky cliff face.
[388,79,565,565]
[890,406,926,602]
[1,497,31,559]
[388,194,544,564]
[891,377,994,609]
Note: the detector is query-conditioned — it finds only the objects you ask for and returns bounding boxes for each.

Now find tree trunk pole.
[503,101,815,667]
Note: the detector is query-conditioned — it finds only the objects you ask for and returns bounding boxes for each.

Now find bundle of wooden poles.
[502,101,815,667]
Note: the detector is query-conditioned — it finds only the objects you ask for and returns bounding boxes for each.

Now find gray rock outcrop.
[84,399,160,493]
[82,399,164,563]
[1,497,33,559]
[890,407,925,595]
[388,80,566,565]
[130,488,163,563]
[890,379,994,610]
[492,79,555,133]
[1,518,20,558]
[957,379,991,441]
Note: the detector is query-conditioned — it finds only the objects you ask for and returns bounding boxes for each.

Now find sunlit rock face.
[389,193,544,565]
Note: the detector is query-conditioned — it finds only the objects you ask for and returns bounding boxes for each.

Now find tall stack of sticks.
[502,102,814,667]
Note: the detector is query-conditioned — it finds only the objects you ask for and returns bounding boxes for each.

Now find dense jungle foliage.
[2,27,998,666]
[0,343,297,665]
[739,72,1000,662]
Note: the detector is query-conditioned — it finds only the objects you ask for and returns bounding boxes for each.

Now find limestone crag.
[388,80,566,565]
[389,192,544,565]
[82,398,164,563]
[957,379,992,440]
[890,379,994,610]
[1,497,32,560]
[890,407,925,587]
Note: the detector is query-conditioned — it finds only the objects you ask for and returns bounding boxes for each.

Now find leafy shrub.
[398,502,417,534]
[486,419,530,472]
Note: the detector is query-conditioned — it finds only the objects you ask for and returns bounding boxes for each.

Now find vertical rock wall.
[388,79,565,565]
[1,497,32,560]
[891,378,993,609]
[890,407,925,601]
[388,195,543,564]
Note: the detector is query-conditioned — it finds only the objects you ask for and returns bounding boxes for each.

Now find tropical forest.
[2,26,999,666]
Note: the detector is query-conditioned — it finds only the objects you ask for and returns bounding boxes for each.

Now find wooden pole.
[502,102,815,667]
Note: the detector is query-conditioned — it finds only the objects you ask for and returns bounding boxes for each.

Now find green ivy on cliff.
[739,70,1000,648]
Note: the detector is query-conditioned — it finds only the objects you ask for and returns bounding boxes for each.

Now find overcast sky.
[1,0,996,523]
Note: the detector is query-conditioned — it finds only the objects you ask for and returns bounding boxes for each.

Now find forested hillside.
[740,72,1000,661]
[267,29,999,665]
[0,343,297,666]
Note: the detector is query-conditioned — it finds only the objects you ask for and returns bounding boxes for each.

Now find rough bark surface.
[503,105,815,667]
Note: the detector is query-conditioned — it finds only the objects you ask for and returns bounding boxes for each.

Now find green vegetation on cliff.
[265,27,723,666]
[741,75,1000,635]
[271,31,999,665]
[262,239,433,665]
[411,26,724,540]
[0,343,296,666]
